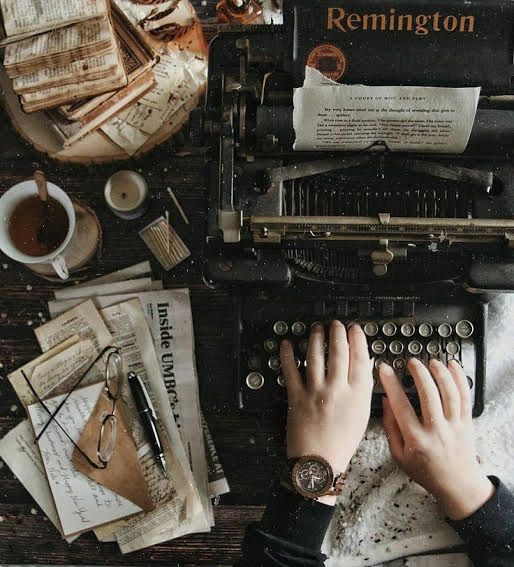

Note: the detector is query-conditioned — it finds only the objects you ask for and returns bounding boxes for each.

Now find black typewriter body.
[200,0,514,418]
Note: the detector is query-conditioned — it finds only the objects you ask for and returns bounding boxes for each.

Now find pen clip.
[135,373,158,422]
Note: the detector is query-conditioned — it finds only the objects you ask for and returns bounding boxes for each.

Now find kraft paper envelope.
[72,391,154,512]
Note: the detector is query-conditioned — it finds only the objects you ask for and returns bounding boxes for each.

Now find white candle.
[104,171,149,219]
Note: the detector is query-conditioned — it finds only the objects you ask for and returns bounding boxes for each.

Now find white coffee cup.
[0,180,76,280]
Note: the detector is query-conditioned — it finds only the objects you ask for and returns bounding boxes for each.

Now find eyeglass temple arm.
[34,345,118,442]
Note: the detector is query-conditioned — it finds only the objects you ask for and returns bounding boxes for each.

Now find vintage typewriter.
[198,0,514,417]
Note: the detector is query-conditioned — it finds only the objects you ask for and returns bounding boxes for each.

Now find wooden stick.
[167,188,190,225]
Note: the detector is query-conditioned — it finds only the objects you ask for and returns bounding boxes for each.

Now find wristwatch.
[282,455,346,500]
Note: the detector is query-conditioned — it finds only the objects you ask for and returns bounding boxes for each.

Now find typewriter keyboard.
[236,296,485,417]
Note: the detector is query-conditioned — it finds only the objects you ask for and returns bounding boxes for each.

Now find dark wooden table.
[0,3,285,564]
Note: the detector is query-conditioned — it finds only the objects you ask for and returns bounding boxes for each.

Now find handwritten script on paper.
[27,382,141,537]
[294,67,480,154]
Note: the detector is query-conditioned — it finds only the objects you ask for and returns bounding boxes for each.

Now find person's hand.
[379,358,495,520]
[281,321,374,505]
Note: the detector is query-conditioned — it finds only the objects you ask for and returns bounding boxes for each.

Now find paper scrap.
[294,67,481,154]
[27,382,142,537]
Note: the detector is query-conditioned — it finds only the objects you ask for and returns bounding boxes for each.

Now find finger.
[448,360,472,419]
[327,320,349,383]
[429,359,460,420]
[348,324,373,387]
[280,340,303,398]
[379,363,421,436]
[306,323,325,389]
[408,358,445,425]
[382,397,404,460]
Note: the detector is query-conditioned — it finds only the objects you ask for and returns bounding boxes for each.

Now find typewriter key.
[401,323,416,338]
[295,357,301,369]
[467,376,474,389]
[292,322,307,336]
[246,372,264,390]
[393,358,407,372]
[299,339,309,354]
[364,322,379,337]
[389,340,404,355]
[268,355,282,371]
[382,322,397,337]
[456,320,474,339]
[273,321,288,336]
[375,357,388,370]
[438,323,453,338]
[277,375,285,387]
[408,341,423,355]
[418,323,434,338]
[427,341,441,356]
[264,338,278,353]
[247,355,261,370]
[371,340,387,355]
[446,341,460,356]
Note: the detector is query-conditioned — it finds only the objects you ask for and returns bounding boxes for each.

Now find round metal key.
[418,323,434,338]
[268,355,282,371]
[426,341,442,356]
[382,322,397,337]
[277,375,285,387]
[401,323,416,338]
[371,340,387,355]
[393,357,407,372]
[408,341,423,355]
[246,372,264,390]
[292,322,307,336]
[264,338,278,353]
[438,323,453,338]
[273,321,289,336]
[389,340,404,355]
[446,341,460,356]
[375,357,388,370]
[364,322,379,337]
[455,320,474,339]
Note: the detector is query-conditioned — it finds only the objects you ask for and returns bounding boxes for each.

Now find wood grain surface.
[0,2,287,564]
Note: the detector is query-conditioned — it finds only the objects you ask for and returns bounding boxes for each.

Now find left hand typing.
[280,321,374,505]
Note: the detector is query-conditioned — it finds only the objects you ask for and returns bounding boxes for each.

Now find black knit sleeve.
[235,482,335,567]
[448,477,514,567]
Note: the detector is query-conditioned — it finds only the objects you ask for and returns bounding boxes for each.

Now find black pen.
[128,372,168,478]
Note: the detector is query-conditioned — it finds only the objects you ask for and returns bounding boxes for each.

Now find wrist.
[437,473,495,521]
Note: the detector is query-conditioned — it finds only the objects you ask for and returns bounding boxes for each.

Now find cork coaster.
[26,199,102,282]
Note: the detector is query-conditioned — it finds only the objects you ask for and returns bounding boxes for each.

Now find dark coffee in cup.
[8,195,69,257]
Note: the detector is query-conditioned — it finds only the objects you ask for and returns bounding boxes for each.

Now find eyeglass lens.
[105,351,123,400]
[98,414,118,464]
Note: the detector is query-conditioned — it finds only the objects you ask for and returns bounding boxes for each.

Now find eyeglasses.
[21,345,124,470]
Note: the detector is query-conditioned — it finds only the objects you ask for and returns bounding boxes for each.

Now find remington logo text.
[327,8,475,35]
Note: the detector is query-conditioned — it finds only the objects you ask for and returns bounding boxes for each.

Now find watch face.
[293,458,332,497]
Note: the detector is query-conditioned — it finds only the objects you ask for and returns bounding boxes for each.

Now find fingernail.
[429,358,440,367]
[311,322,323,330]
[347,321,358,330]
[379,362,394,374]
[449,359,463,368]
[331,319,344,327]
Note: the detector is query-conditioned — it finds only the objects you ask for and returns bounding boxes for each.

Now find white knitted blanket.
[324,295,514,567]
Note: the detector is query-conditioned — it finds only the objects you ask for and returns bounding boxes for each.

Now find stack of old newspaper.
[0,0,129,113]
[0,262,228,553]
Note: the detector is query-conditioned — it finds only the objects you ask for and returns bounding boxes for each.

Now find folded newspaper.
[0,263,229,552]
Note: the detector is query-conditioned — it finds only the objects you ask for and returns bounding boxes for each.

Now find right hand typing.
[379,358,495,520]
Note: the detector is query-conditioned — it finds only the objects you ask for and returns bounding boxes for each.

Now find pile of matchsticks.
[139,216,191,271]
